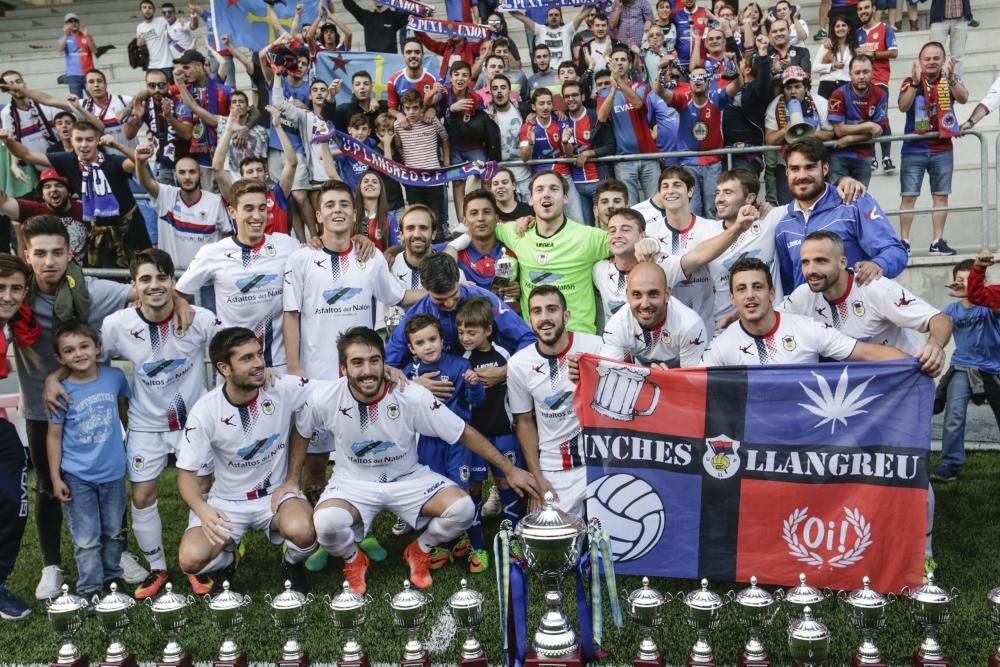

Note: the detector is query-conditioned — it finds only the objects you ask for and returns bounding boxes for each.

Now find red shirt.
[968,265,1000,309]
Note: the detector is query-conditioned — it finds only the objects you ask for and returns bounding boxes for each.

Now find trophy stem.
[919,635,945,662]
[57,643,84,665]
[218,639,242,662]
[690,635,716,664]
[342,636,364,662]
[461,635,485,660]
[103,640,131,663]
[403,634,425,662]
[281,638,305,661]
[637,635,660,661]
[744,636,767,661]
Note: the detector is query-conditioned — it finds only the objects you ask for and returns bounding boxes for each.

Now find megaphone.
[785,97,815,143]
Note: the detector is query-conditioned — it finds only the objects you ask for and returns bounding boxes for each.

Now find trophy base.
[524,648,585,667]
[791,664,827,667]
[990,655,1000,667]
[687,658,717,667]
[399,654,430,667]
[277,652,309,667]
[852,653,887,667]
[213,655,248,667]
[51,658,89,667]
[458,656,490,667]
[337,656,369,667]
[98,657,137,667]
[155,654,192,667]
[740,655,771,667]
[634,653,666,667]
[913,651,950,667]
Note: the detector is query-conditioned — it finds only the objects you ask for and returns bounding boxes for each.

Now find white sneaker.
[34,565,64,600]
[391,516,410,536]
[482,485,502,518]
[119,551,149,585]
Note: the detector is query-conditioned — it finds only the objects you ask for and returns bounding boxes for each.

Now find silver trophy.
[146,582,195,667]
[384,306,405,336]
[778,573,831,622]
[205,581,252,666]
[623,576,670,666]
[493,253,519,303]
[728,576,778,667]
[511,490,587,659]
[904,572,958,666]
[448,579,488,666]
[988,586,1000,667]
[265,580,314,666]
[386,579,433,666]
[788,605,831,667]
[682,578,725,665]
[47,584,90,666]
[95,583,137,666]
[325,581,371,667]
[839,576,895,666]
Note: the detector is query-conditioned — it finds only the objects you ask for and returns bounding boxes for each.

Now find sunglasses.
[689,74,710,83]
[147,81,169,89]
[161,8,175,13]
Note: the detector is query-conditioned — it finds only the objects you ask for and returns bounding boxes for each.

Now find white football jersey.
[507,333,603,472]
[600,296,707,368]
[593,255,687,327]
[700,311,858,366]
[176,375,311,501]
[284,243,405,379]
[153,184,232,269]
[779,273,937,355]
[295,379,467,483]
[101,305,220,433]
[390,253,424,291]
[176,233,300,368]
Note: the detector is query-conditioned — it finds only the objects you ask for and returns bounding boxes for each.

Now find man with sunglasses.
[136,0,173,77]
[161,2,199,61]
[123,69,194,186]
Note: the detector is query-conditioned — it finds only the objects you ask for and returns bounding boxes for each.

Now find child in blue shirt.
[47,320,131,600]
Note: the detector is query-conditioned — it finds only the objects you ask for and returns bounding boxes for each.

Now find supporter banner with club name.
[573,356,933,592]
[497,0,606,10]
[315,51,441,106]
[375,0,435,16]
[407,16,495,40]
[209,0,320,51]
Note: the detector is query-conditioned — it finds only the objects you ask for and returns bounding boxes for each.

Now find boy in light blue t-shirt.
[46,320,131,599]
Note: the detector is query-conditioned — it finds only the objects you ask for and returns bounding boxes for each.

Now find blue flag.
[209,0,320,51]
[315,51,441,105]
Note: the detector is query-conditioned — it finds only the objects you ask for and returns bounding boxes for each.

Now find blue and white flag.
[315,51,441,104]
[209,0,319,51]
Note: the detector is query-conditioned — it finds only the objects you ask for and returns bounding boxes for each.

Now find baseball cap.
[64,12,80,22]
[173,49,207,65]
[782,66,809,84]
[39,168,69,188]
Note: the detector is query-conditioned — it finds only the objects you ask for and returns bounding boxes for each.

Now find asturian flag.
[315,51,441,105]
[209,0,320,51]
[575,356,933,592]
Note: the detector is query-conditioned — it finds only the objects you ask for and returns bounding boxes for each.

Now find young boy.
[402,314,485,569]
[393,90,449,241]
[46,321,131,601]
[327,113,375,194]
[457,297,523,573]
[934,259,1000,482]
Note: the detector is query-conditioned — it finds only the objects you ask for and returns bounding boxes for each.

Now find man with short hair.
[136,0,173,75]
[0,169,87,265]
[561,80,615,225]
[670,0,710,69]
[856,0,898,173]
[593,178,629,229]
[510,7,588,65]
[81,69,135,155]
[487,76,531,203]
[58,13,97,98]
[828,55,888,186]
[161,2,199,60]
[387,38,438,121]
[327,71,387,132]
[578,12,618,74]
[0,71,62,182]
[172,49,231,183]
[765,18,812,91]
[342,0,409,53]
[454,190,521,306]
[123,68,194,186]
[524,45,562,100]
[389,204,438,291]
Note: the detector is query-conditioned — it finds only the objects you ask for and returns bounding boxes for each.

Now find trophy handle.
[264,594,273,604]
[725,590,736,602]
[425,593,434,604]
[773,589,785,602]
[241,595,252,606]
[837,590,848,603]
[304,593,315,605]
[821,587,834,601]
[886,592,898,605]
[324,594,333,604]
[900,586,911,599]
[950,588,960,598]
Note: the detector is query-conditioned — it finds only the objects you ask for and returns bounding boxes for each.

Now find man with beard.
[387,38,437,122]
[388,204,438,291]
[453,190,520,306]
[175,328,318,592]
[135,147,231,271]
[669,0,710,69]
[855,0,898,173]
[298,327,538,593]
[561,81,616,225]
[1,169,87,264]
[773,138,907,295]
[723,33,772,177]
[507,285,602,516]
[780,230,950,376]
[523,45,562,101]
[123,69,194,186]
[828,55,888,186]
[171,50,231,184]
[81,70,135,155]
[489,168,533,222]
[486,76,531,202]
[326,71,387,133]
[135,0,173,76]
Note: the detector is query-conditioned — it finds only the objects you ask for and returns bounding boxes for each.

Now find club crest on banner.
[590,361,661,422]
[782,506,873,569]
[702,434,741,479]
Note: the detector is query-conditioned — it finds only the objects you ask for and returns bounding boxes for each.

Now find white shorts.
[545,467,587,520]
[126,430,213,483]
[317,466,457,539]
[186,492,301,545]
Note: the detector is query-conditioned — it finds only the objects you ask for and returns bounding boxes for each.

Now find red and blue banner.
[375,0,435,16]
[574,356,933,592]
[406,16,495,40]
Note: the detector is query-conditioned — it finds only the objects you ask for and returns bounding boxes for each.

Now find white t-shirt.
[153,184,232,269]
[137,17,172,69]
[175,233,301,368]
[83,95,136,154]
[779,273,937,355]
[176,375,310,501]
[165,18,194,57]
[700,311,858,366]
[592,255,686,326]
[295,379,467,484]
[765,95,832,164]
[491,104,531,185]
[279,104,333,183]
[390,252,424,291]
[534,24,576,64]
[0,103,59,154]
[507,333,603,472]
[101,305,220,432]
[283,243,405,379]
[599,296,707,368]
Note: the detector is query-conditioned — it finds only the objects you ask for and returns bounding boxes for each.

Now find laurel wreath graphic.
[782,507,824,567]
[827,507,872,569]
[782,506,872,568]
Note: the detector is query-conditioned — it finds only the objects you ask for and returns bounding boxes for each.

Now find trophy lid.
[845,576,889,608]
[516,491,586,542]
[47,584,88,612]
[208,581,247,611]
[685,579,724,611]
[328,581,366,611]
[269,580,308,610]
[390,580,429,611]
[910,572,954,604]
[628,577,666,609]
[783,573,825,605]
[96,582,136,613]
[788,606,830,641]
[735,576,774,608]
[150,583,191,612]
[448,579,483,611]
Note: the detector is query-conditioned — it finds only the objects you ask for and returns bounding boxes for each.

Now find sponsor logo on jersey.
[702,434,741,479]
[322,287,363,305]
[142,358,186,377]
[350,440,394,457]
[528,270,563,285]
[543,390,574,411]
[221,414,237,427]
[129,327,145,341]
[895,290,915,307]
[236,433,280,460]
[235,273,280,293]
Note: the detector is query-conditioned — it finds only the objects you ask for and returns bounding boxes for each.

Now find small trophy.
[327,582,371,667]
[788,605,831,667]
[387,580,432,667]
[384,306,404,336]
[839,576,895,667]
[266,580,314,667]
[47,584,90,667]
[493,253,519,303]
[448,579,488,667]
[729,576,778,667]
[904,572,957,667]
[624,577,669,667]
[95,583,137,667]
[682,579,725,666]
[988,586,1000,667]
[778,574,831,622]
[147,583,194,667]
[205,581,252,667]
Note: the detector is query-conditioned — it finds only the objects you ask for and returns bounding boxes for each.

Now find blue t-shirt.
[50,366,130,483]
[943,301,1000,373]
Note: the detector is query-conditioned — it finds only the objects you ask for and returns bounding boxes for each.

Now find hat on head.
[782,65,809,84]
[39,168,69,188]
[173,49,207,65]
[64,12,80,22]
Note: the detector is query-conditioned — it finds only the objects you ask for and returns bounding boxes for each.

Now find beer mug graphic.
[591,361,661,421]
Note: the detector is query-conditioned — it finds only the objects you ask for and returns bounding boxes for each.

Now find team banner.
[496,0,603,10]
[315,51,441,105]
[407,16,495,40]
[574,356,933,592]
[209,0,320,51]
[312,129,499,186]
[375,0,435,16]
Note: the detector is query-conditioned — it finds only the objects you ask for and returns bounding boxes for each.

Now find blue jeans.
[900,150,953,196]
[63,472,126,595]
[66,75,85,98]
[615,159,660,206]
[940,369,1000,473]
[687,162,721,219]
[830,154,874,187]
[574,180,598,226]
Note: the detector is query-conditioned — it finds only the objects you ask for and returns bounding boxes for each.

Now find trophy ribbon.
[493,527,529,667]
[588,526,624,647]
